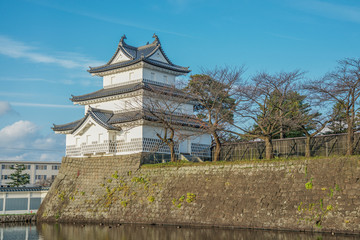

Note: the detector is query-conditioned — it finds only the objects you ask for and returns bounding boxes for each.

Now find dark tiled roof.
[88,34,190,74]
[70,82,187,103]
[88,109,117,130]
[52,119,84,132]
[111,110,202,128]
[52,108,118,133]
[53,109,202,133]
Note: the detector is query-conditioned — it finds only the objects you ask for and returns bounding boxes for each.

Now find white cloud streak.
[289,0,360,24]
[10,102,79,108]
[0,35,103,69]
[27,1,193,38]
[0,76,101,87]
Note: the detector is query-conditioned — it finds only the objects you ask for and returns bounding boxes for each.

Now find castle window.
[98,133,103,143]
[151,72,155,81]
[110,76,115,85]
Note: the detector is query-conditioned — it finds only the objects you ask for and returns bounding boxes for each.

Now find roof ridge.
[52,118,84,129]
[88,109,118,131]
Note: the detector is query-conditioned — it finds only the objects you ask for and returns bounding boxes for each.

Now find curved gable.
[110,48,132,64]
[148,49,170,64]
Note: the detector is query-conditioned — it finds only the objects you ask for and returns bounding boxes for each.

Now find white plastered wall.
[103,68,143,87]
[143,68,175,85]
[66,118,110,147]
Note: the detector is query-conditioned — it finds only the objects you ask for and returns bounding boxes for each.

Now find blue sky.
[0,0,359,162]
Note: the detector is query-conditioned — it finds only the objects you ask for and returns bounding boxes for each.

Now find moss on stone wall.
[37,155,360,234]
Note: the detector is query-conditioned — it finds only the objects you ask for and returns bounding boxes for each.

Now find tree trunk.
[346,105,354,156]
[264,137,273,159]
[169,141,176,162]
[213,133,221,162]
[346,126,354,155]
[305,135,311,158]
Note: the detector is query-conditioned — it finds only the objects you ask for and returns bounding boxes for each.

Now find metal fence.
[219,132,360,161]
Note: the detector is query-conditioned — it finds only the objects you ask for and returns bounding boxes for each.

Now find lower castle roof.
[70,82,189,103]
[52,108,202,133]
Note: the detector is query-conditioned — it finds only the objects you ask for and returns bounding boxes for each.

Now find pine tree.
[9,164,30,187]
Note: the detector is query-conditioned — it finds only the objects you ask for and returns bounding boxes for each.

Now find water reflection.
[0,223,359,240]
[0,223,38,240]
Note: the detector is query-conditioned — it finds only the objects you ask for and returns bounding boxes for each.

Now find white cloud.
[0,120,64,162]
[0,35,103,69]
[0,120,38,143]
[0,101,13,116]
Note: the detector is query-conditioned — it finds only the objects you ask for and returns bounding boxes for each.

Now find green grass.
[141,155,360,169]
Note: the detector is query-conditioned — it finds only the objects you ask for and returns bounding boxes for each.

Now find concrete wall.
[37,155,360,234]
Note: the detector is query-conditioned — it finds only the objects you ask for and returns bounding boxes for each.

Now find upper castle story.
[88,34,190,89]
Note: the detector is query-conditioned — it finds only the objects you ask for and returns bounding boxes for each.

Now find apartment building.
[0,161,61,187]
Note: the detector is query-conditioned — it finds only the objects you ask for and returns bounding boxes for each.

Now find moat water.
[1,223,359,240]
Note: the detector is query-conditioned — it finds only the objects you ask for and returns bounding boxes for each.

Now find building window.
[36,165,47,170]
[1,175,8,180]
[25,165,31,170]
[2,164,14,170]
[98,133,103,143]
[51,175,56,180]
[52,165,60,170]
[35,175,47,180]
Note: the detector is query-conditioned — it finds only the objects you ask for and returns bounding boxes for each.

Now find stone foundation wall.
[0,214,36,223]
[37,155,360,234]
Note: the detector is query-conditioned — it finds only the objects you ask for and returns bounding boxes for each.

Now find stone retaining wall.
[37,154,360,234]
[0,214,36,223]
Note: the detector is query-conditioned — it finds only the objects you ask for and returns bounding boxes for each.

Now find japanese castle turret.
[52,34,211,161]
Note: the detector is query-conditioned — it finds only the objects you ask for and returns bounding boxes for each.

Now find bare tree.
[291,96,338,158]
[234,70,304,159]
[304,58,360,155]
[140,85,198,162]
[186,66,245,162]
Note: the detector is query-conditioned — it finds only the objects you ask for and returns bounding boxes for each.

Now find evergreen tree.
[186,67,244,162]
[327,102,348,134]
[9,164,30,187]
